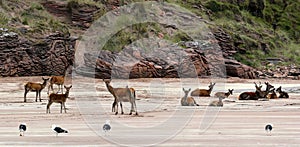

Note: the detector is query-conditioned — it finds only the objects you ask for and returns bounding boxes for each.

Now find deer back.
[239,92,258,100]
[50,76,64,85]
[113,88,132,102]
[191,89,211,96]
[209,99,223,107]
[267,90,278,99]
[25,82,43,91]
[49,93,68,103]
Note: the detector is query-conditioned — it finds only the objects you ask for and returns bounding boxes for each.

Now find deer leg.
[46,101,52,113]
[120,102,124,115]
[35,91,38,102]
[47,85,51,94]
[129,102,133,115]
[60,102,63,113]
[115,102,118,115]
[39,91,42,102]
[133,101,138,115]
[64,102,67,113]
[112,101,116,112]
[24,89,28,102]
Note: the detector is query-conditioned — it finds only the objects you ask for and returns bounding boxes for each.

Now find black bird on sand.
[52,124,68,137]
[103,120,111,134]
[265,123,273,135]
[19,123,27,136]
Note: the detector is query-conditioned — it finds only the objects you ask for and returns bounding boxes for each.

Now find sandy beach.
[0,76,300,146]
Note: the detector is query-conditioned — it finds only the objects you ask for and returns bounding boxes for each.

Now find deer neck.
[105,83,115,94]
[225,92,230,97]
[65,90,70,98]
[42,80,48,88]
[218,97,223,102]
[183,93,188,99]
[208,87,213,94]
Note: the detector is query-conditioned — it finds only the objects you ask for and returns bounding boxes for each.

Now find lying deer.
[255,82,274,98]
[47,76,64,94]
[239,82,262,100]
[24,77,49,102]
[191,82,216,97]
[267,88,278,99]
[276,86,289,98]
[214,89,234,98]
[239,82,273,100]
[209,97,225,107]
[181,88,199,106]
[103,79,138,115]
[46,85,72,113]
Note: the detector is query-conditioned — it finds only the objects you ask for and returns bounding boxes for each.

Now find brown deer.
[239,82,263,100]
[47,76,64,94]
[181,88,199,106]
[239,82,274,100]
[191,82,216,97]
[255,82,274,98]
[103,79,138,115]
[214,89,234,98]
[46,85,72,113]
[267,88,278,99]
[276,86,289,98]
[111,86,135,112]
[24,77,49,102]
[209,97,225,107]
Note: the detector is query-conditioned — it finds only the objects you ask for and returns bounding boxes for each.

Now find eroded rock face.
[0,29,76,76]
[76,38,257,79]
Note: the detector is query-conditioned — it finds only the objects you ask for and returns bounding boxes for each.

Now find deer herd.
[23,76,290,115]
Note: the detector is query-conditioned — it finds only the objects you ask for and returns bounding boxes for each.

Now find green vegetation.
[0,0,299,69]
[0,0,69,38]
[201,0,300,69]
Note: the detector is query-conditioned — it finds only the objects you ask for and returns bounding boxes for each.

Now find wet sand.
[0,76,299,146]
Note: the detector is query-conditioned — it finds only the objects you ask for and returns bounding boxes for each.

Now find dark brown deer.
[46,85,72,113]
[239,82,274,100]
[267,88,278,99]
[276,86,289,98]
[24,77,49,102]
[255,82,274,98]
[181,88,199,106]
[191,82,216,97]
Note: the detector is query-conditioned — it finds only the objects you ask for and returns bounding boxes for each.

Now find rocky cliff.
[0,29,76,76]
[0,0,299,79]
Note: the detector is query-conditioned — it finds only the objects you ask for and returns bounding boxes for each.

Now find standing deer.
[181,88,199,106]
[47,76,64,94]
[276,86,289,98]
[103,79,138,115]
[111,86,135,113]
[46,85,72,113]
[191,82,216,97]
[24,77,49,102]
[214,89,234,98]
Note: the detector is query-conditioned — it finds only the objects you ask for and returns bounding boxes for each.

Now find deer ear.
[188,88,191,91]
[69,85,72,88]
